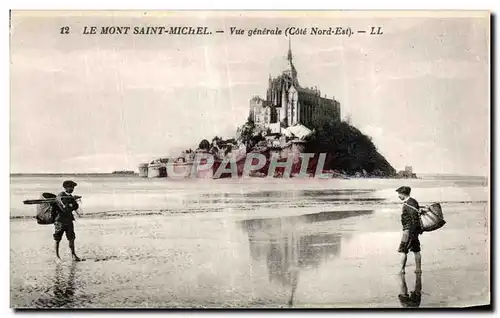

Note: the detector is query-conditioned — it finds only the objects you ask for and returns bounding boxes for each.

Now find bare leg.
[414,252,422,273]
[398,231,409,274]
[69,240,80,261]
[55,240,61,260]
[400,253,407,274]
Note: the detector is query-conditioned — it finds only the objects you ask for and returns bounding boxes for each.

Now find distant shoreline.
[9,172,487,181]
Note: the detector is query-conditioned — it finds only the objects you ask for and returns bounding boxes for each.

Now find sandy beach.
[10,176,489,308]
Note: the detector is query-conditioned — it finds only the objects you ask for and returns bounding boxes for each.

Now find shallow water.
[10,175,487,218]
[10,176,490,308]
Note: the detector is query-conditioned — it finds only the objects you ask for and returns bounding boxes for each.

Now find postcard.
[10,10,490,309]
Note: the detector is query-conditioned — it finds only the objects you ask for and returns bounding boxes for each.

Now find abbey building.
[249,40,341,134]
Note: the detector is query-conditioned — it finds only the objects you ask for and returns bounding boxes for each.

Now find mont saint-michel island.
[139,42,414,180]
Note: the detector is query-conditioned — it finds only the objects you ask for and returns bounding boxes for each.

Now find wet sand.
[10,200,489,308]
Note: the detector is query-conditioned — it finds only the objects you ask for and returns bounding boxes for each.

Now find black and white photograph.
[9,10,490,309]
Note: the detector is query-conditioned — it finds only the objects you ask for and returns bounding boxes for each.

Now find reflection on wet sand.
[242,209,374,235]
[240,209,373,306]
[35,262,80,308]
[54,262,76,307]
[398,273,422,308]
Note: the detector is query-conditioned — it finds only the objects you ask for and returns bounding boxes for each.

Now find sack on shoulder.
[35,193,58,225]
[420,203,446,232]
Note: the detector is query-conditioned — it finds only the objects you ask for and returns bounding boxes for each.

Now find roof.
[283,124,313,140]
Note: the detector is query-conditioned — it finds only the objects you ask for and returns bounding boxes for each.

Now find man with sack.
[54,180,81,261]
[396,186,423,274]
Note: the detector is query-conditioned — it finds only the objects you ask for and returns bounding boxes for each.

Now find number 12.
[60,26,70,34]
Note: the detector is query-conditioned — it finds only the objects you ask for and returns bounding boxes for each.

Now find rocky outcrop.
[304,121,396,177]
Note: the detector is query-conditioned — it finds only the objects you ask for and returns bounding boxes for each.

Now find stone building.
[249,40,341,132]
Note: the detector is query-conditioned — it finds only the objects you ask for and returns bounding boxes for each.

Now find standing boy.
[396,186,423,274]
[54,180,81,261]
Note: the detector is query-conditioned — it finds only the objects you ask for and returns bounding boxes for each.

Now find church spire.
[285,37,298,86]
[287,37,293,61]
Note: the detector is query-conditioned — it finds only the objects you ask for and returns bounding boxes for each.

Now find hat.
[63,180,78,188]
[396,186,411,195]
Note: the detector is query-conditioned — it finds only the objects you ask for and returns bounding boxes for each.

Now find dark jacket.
[54,191,78,224]
[401,197,422,235]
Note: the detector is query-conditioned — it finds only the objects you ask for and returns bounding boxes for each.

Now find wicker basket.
[35,193,58,224]
[420,203,446,232]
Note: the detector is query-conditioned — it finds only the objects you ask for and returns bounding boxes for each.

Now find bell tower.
[284,37,299,87]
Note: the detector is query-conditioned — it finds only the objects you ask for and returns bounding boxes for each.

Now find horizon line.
[9,171,488,178]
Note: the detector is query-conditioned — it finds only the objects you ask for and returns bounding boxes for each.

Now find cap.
[63,180,78,188]
[396,186,411,195]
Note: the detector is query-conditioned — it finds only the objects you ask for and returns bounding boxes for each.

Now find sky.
[10,11,490,175]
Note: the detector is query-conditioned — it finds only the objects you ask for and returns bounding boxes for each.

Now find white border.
[2,1,496,317]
